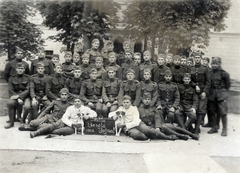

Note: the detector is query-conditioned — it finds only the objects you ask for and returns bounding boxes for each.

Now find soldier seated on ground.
[18,88,71,131]
[29,97,97,138]
[138,93,199,140]
[109,95,177,141]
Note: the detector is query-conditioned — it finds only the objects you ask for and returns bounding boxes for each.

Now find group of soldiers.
[3,38,231,140]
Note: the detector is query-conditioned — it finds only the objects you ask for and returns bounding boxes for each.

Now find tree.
[124,0,231,55]
[37,1,120,52]
[0,0,44,60]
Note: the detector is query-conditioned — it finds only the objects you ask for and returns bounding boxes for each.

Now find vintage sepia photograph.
[0,0,239,172]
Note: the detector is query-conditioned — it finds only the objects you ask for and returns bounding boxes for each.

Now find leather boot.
[221,115,227,136]
[195,114,202,134]
[4,123,14,129]
[208,127,218,134]
[18,124,36,131]
[30,124,54,138]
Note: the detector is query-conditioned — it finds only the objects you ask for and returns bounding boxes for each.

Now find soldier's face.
[187,61,193,67]
[37,67,45,75]
[157,57,165,65]
[95,61,103,69]
[73,55,80,63]
[74,70,82,78]
[52,57,59,65]
[108,71,116,78]
[211,62,221,70]
[143,72,151,80]
[166,56,173,64]
[38,50,45,58]
[55,66,62,74]
[122,99,131,109]
[133,56,141,65]
[74,99,82,108]
[181,59,187,66]
[107,44,113,51]
[90,72,97,79]
[164,75,172,82]
[108,55,116,63]
[16,67,25,74]
[125,53,132,61]
[126,72,135,80]
[92,41,100,49]
[82,58,89,64]
[143,54,151,61]
[183,77,191,85]
[65,55,72,62]
[142,98,151,105]
[15,51,23,59]
[194,56,201,64]
[60,92,69,101]
[202,60,208,67]
[174,59,181,66]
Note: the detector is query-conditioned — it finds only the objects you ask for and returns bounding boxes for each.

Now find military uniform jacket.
[117,80,141,107]
[30,74,49,99]
[4,59,30,82]
[84,48,101,65]
[103,63,122,80]
[38,100,71,124]
[102,78,122,103]
[62,62,75,78]
[8,74,30,99]
[178,84,198,110]
[138,106,163,128]
[80,79,104,104]
[46,73,66,101]
[139,61,159,82]
[157,81,180,109]
[31,58,54,75]
[95,67,106,79]
[156,65,169,83]
[65,77,82,97]
[121,60,140,80]
[171,65,187,84]
[208,69,230,101]
[80,64,91,80]
[190,64,210,94]
[140,80,158,107]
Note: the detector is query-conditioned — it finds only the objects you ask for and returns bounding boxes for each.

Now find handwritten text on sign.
[84,119,116,135]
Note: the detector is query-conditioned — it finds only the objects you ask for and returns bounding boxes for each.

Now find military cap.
[74,66,81,71]
[106,66,116,72]
[134,52,141,57]
[38,47,45,52]
[212,57,221,64]
[193,51,202,58]
[90,68,98,73]
[143,50,151,56]
[73,53,80,58]
[202,57,210,62]
[125,49,133,55]
[105,40,113,46]
[164,69,172,75]
[166,53,173,57]
[123,41,130,47]
[15,47,24,53]
[64,51,72,57]
[126,68,135,74]
[183,73,191,78]
[158,54,166,59]
[173,55,181,61]
[15,62,26,69]
[95,56,103,62]
[59,88,69,94]
[92,39,100,44]
[52,54,60,59]
[54,62,62,68]
[143,68,152,74]
[82,54,90,59]
[142,92,152,99]
[108,52,116,57]
[187,57,194,62]
[181,55,187,59]
[36,62,45,68]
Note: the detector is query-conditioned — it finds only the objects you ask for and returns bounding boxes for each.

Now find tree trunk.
[82,2,92,51]
[143,33,147,51]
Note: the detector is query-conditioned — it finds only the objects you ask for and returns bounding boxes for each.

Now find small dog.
[115,111,125,136]
[75,113,84,135]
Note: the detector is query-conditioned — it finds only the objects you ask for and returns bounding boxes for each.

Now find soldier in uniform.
[118,69,141,107]
[207,57,230,136]
[180,55,187,69]
[165,53,174,68]
[140,68,158,107]
[101,40,114,66]
[156,70,183,128]
[62,51,75,78]
[46,63,66,103]
[65,66,82,104]
[5,63,30,129]
[18,88,71,132]
[102,67,122,113]
[139,50,159,83]
[51,54,60,67]
[121,50,140,80]
[156,54,169,83]
[4,48,30,82]
[28,62,51,123]
[80,54,91,80]
[133,52,142,66]
[171,55,187,85]
[177,73,199,130]
[190,52,210,134]
[30,48,54,75]
[72,53,81,66]
[84,39,101,66]
[94,57,106,79]
[80,68,108,117]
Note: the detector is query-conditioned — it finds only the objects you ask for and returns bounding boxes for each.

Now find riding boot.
[221,115,227,136]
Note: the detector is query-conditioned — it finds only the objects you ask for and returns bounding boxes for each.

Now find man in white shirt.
[30,97,97,138]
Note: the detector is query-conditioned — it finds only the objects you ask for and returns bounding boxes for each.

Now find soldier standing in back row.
[84,39,101,66]
[207,57,230,136]
[156,54,169,83]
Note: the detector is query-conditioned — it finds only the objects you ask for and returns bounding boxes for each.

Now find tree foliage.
[124,0,231,55]
[37,1,120,51]
[0,0,44,60]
